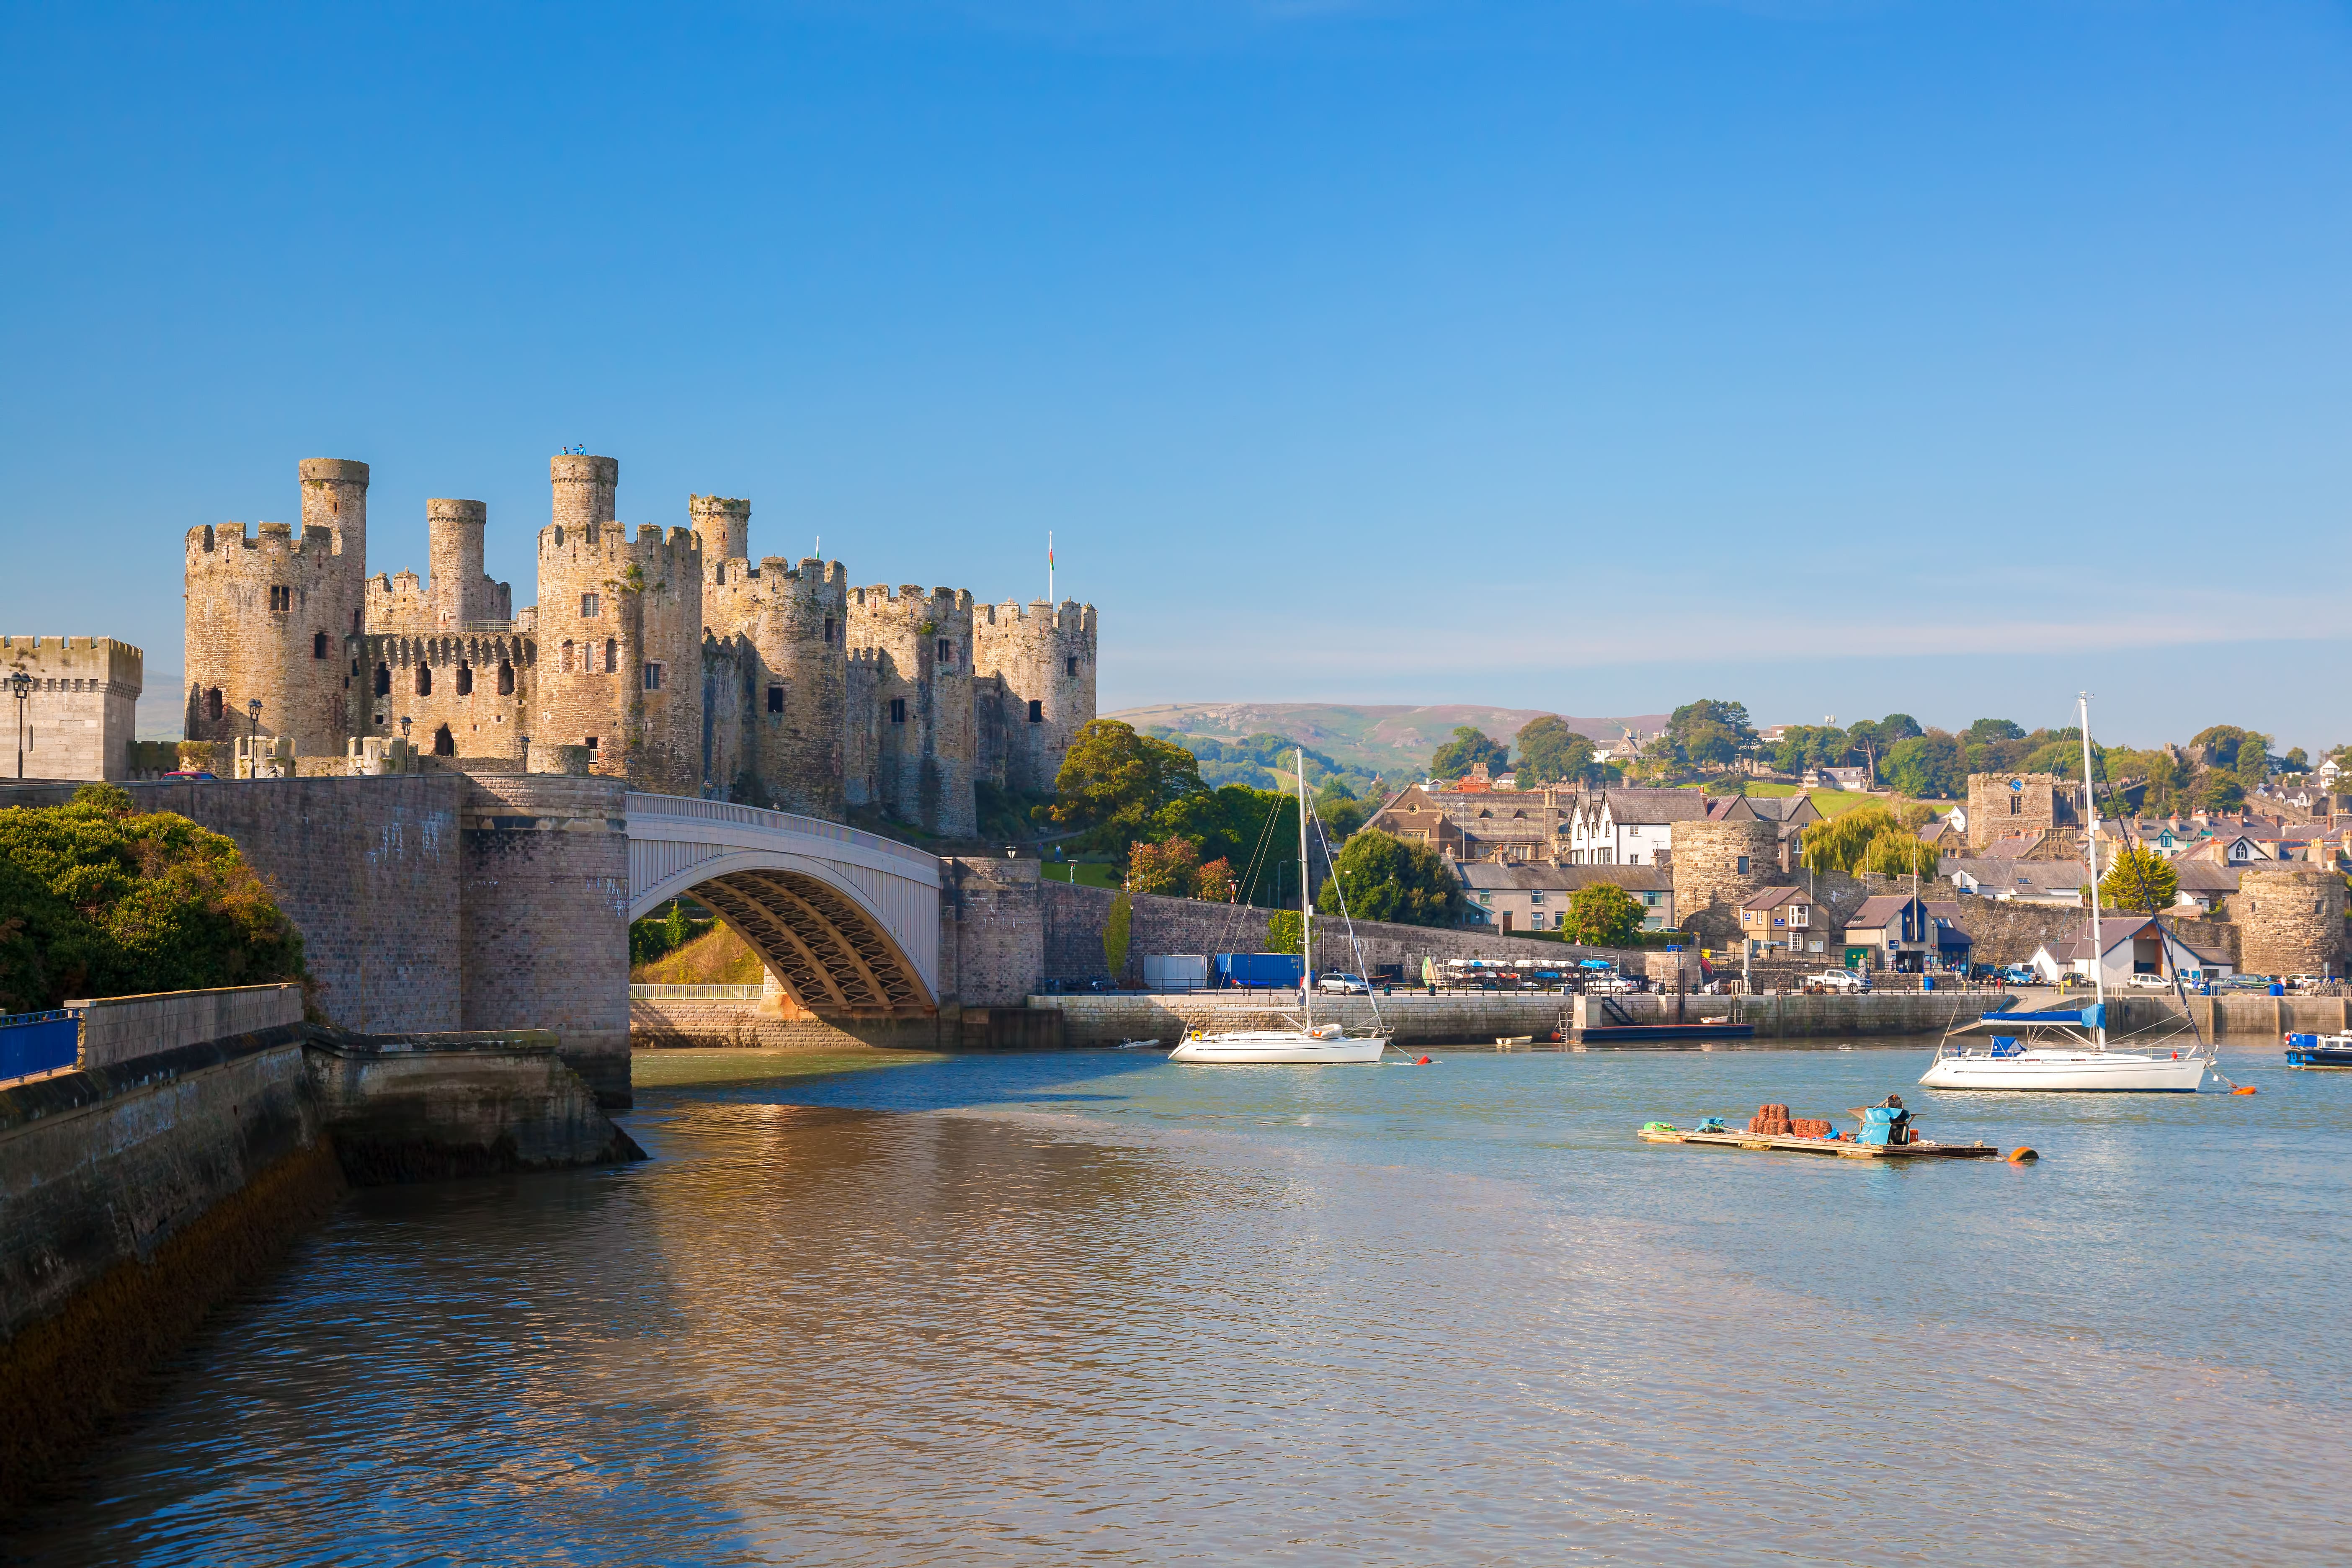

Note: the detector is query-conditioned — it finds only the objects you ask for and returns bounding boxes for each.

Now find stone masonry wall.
[457,774,632,1105]
[942,856,1049,1007]
[2231,866,2345,977]
[0,636,142,781]
[1671,818,1781,941]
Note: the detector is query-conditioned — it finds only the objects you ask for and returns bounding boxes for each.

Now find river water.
[10,1042,2349,1565]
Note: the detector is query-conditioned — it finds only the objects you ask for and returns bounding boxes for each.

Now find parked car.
[2126,972,2175,990]
[1809,970,1868,994]
[2213,974,2272,993]
[1583,975,1637,994]
[1996,966,2038,987]
[160,769,217,781]
[1316,972,1369,994]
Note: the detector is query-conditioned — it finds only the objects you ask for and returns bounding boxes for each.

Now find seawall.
[0,988,644,1513]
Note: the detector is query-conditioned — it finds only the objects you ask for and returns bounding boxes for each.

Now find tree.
[1668,700,1758,763]
[1880,732,1965,799]
[1773,725,1846,774]
[0,784,306,1013]
[2023,738,2104,781]
[1682,720,1742,771]
[1857,828,1939,881]
[1194,857,1236,902]
[1102,890,1132,976]
[1127,835,1199,895]
[1514,716,1596,784]
[1313,778,1372,840]
[1429,726,1508,781]
[2189,725,2261,770]
[1560,882,1645,947]
[2197,774,2245,813]
[1264,909,1303,956]
[1152,785,1298,901]
[1965,718,2025,745]
[1328,829,1462,927]
[1049,720,1206,847]
[2235,739,2275,789]
[2101,846,2179,913]
[2284,747,2311,774]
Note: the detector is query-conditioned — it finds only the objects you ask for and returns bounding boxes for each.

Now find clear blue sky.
[3,2,2347,750]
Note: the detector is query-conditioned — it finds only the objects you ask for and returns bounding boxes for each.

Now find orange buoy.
[2233,1085,2257,1095]
[2008,1147,2039,1163]
[1415,1055,1433,1065]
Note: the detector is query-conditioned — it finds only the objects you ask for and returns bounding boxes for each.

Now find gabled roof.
[1741,885,1813,911]
[1599,788,1714,824]
[1845,894,1921,928]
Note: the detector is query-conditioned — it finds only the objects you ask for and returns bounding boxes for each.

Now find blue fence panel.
[0,1010,80,1081]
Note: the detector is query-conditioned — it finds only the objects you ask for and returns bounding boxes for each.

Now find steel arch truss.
[694,868,931,1017]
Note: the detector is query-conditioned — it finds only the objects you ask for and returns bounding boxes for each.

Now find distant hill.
[1105,702,1671,783]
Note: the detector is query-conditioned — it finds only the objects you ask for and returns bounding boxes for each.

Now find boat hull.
[1919,1050,2205,1092]
[1168,1032,1388,1065]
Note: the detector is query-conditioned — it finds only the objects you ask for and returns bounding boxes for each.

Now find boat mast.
[1298,747,1312,1032]
[2079,692,2106,1043]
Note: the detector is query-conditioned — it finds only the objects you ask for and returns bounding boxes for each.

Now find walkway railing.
[630,984,765,1001]
[0,1009,80,1084]
[625,793,938,869]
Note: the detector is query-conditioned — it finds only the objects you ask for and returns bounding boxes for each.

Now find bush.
[1329,829,1462,927]
[1560,882,1645,947]
[1194,857,1236,901]
[1127,835,1200,895]
[0,784,305,1013]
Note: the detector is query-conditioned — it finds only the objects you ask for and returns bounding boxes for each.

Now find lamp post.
[8,670,30,779]
[245,698,261,778]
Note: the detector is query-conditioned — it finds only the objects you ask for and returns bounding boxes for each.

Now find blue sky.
[3,1,2348,750]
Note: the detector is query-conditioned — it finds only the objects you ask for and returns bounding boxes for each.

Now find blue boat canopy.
[1974,1003,2104,1030]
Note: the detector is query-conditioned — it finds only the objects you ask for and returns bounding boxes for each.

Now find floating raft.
[1573,1021,1757,1044]
[1637,1127,1997,1160]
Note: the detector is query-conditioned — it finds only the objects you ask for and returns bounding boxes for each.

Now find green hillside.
[1106,702,1670,786]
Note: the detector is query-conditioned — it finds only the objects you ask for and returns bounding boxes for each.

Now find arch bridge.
[625,794,941,1016]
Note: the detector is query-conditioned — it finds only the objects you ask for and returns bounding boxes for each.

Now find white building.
[1561,787,1712,867]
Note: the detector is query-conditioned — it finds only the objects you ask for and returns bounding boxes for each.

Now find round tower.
[740,558,848,818]
[426,498,492,626]
[974,598,1097,794]
[1669,818,1781,942]
[689,495,750,570]
[533,459,702,794]
[2235,866,2345,979]
[550,454,619,534]
[185,458,369,758]
[846,584,976,836]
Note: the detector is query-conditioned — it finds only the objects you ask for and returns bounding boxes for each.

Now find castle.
[182,455,1097,833]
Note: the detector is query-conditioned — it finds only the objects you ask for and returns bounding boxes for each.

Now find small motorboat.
[1495,1035,1533,1050]
[2286,1032,2352,1070]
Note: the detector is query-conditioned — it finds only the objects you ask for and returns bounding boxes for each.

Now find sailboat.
[1919,695,2214,1093]
[1169,750,1390,1066]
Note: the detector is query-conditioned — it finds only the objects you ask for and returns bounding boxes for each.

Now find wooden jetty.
[1636,1127,1997,1160]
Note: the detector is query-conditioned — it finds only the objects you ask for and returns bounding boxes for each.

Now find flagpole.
[1048,531,1055,604]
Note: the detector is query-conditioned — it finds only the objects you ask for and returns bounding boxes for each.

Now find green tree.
[2023,738,2105,781]
[1328,829,1462,927]
[2197,774,2246,812]
[1881,732,1965,799]
[1560,882,1645,947]
[1049,720,1206,848]
[1857,828,1939,881]
[1103,890,1132,976]
[1514,716,1597,784]
[1773,724,1847,774]
[1965,718,2025,745]
[2234,739,2275,789]
[0,784,306,1013]
[2189,725,2261,770]
[1264,909,1303,956]
[2100,846,2180,913]
[1194,857,1237,902]
[1429,726,1509,781]
[2283,747,2311,774]
[1151,785,1298,900]
[1313,777,1372,839]
[1668,700,1758,762]
[1799,803,1904,873]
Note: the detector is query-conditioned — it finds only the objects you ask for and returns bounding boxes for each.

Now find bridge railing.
[624,793,938,869]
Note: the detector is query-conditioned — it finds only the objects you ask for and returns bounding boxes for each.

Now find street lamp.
[245,699,261,778]
[399,715,413,743]
[8,670,30,779]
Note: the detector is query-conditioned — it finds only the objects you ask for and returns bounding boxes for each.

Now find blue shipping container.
[1213,953,1304,989]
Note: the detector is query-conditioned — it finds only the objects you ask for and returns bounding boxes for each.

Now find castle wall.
[2231,866,2345,978]
[355,632,534,763]
[1967,771,2077,849]
[0,637,142,781]
[848,585,976,836]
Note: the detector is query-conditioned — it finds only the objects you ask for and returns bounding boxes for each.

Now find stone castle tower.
[184,452,1098,835]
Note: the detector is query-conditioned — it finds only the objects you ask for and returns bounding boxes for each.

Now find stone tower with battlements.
[845,585,977,837]
[973,598,1097,794]
[183,458,369,756]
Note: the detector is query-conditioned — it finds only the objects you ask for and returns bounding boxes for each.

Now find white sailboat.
[1919,694,2213,1093]
[1169,750,1390,1066]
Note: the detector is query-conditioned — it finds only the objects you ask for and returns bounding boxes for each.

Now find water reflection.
[10,1044,2350,1565]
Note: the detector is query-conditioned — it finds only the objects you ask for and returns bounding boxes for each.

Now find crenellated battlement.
[179,447,1095,833]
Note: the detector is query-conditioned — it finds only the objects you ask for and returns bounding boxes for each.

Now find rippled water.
[11,1042,2350,1565]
